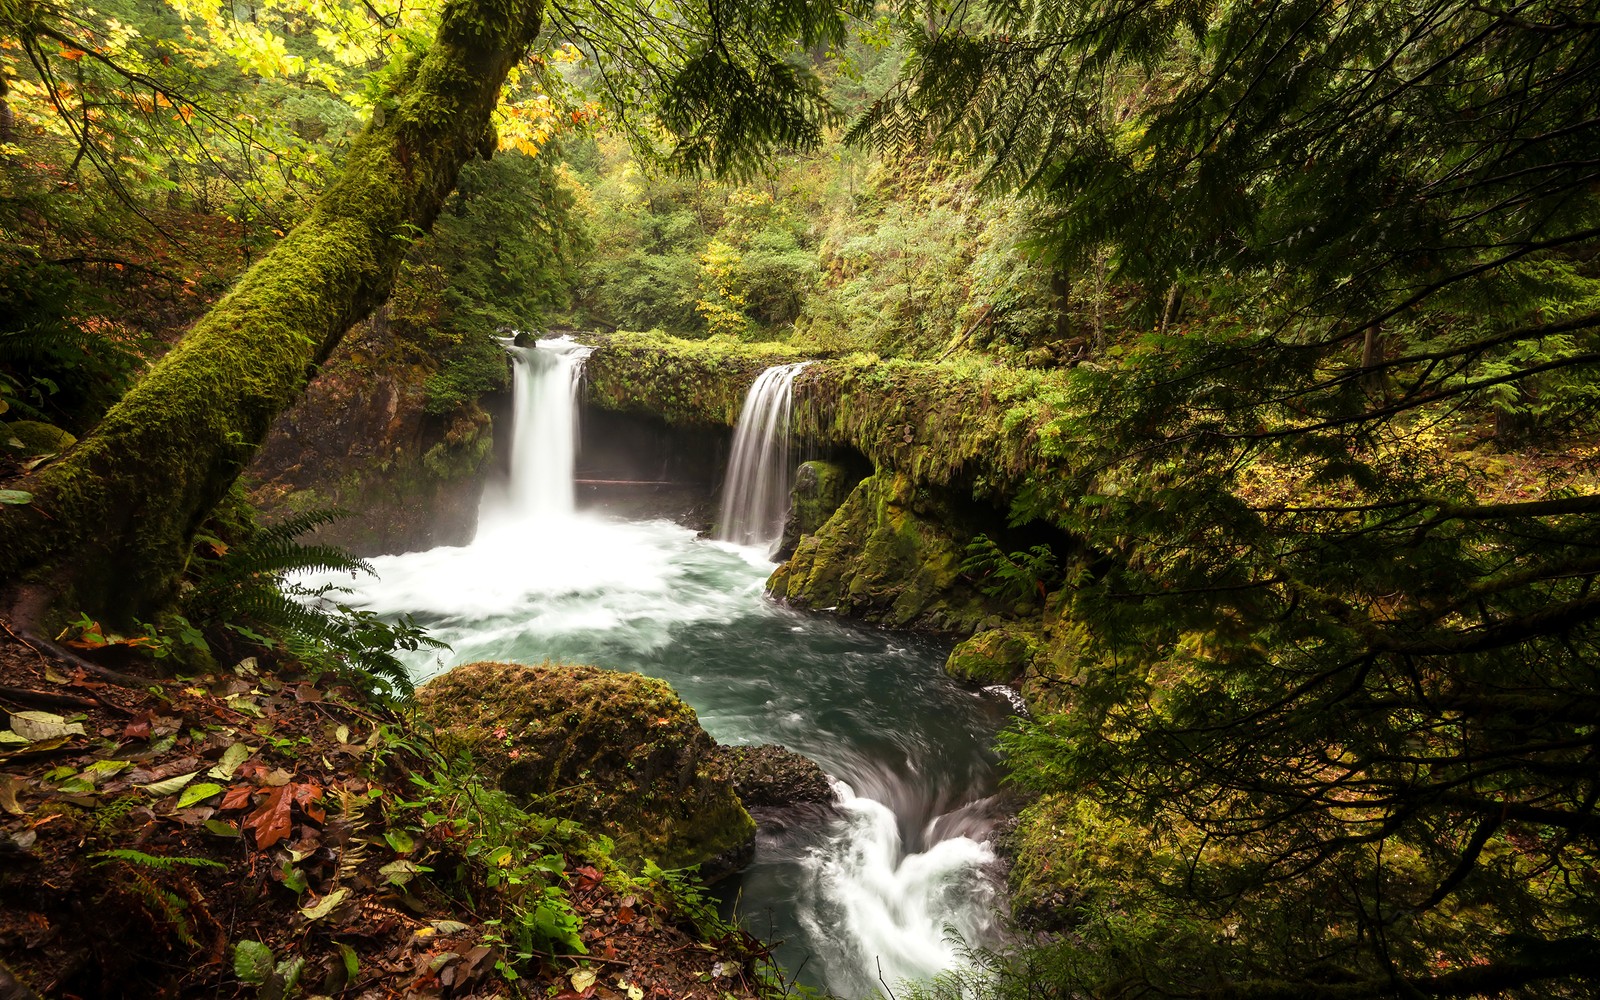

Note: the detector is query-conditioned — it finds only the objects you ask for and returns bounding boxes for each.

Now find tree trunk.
[0,0,544,624]
[1361,322,1387,396]
[1159,281,1184,334]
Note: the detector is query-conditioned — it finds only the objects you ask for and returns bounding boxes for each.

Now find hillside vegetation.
[2,0,1597,998]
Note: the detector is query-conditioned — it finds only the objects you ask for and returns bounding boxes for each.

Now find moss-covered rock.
[582,331,805,430]
[418,661,756,873]
[710,744,834,809]
[769,470,994,632]
[1,420,76,455]
[945,627,1041,684]
[777,459,858,560]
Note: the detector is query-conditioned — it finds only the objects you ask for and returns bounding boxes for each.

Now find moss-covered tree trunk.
[0,0,544,623]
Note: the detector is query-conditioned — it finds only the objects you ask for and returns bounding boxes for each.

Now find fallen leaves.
[7,710,86,741]
[242,784,294,849]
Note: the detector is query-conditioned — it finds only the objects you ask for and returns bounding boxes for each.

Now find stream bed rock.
[418,661,756,875]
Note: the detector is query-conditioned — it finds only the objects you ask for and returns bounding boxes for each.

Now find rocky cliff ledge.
[581,332,1082,695]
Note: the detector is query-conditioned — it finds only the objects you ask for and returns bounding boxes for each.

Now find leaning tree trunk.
[0,0,544,624]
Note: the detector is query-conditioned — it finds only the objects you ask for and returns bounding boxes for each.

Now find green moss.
[945,626,1040,684]
[1005,793,1160,930]
[582,330,807,429]
[780,459,855,556]
[422,407,493,479]
[769,470,994,632]
[418,660,755,871]
[1,420,76,455]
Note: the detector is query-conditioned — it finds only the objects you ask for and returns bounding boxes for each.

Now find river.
[331,338,1012,997]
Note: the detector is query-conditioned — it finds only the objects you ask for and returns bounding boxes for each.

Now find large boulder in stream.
[776,459,856,560]
[769,470,994,632]
[418,661,756,874]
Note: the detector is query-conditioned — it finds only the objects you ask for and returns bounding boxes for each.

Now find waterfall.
[499,335,592,520]
[323,341,1007,998]
[715,362,809,555]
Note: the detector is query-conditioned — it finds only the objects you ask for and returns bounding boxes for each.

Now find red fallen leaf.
[571,865,603,891]
[220,784,254,810]
[123,718,151,741]
[291,782,325,824]
[67,669,106,690]
[245,784,293,849]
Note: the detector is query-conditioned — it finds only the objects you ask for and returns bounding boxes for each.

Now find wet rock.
[945,627,1041,685]
[712,743,835,809]
[246,314,497,556]
[768,470,993,632]
[776,460,857,560]
[418,661,756,874]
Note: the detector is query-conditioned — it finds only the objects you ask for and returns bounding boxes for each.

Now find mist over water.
[324,342,1011,996]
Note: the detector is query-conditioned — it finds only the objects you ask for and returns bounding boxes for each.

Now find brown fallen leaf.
[220,783,253,810]
[245,784,293,849]
[291,781,326,823]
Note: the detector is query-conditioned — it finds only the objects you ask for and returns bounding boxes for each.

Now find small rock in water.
[712,743,835,809]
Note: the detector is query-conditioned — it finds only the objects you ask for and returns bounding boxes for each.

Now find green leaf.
[81,759,132,783]
[384,829,414,854]
[141,770,200,797]
[0,489,32,505]
[232,939,275,986]
[9,711,85,741]
[379,859,428,886]
[337,942,359,980]
[176,782,226,809]
[298,887,349,922]
[203,819,241,838]
[208,742,251,780]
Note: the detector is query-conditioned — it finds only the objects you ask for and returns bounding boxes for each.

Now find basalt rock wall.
[247,314,497,556]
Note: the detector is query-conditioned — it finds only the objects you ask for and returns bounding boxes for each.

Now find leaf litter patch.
[0,623,781,999]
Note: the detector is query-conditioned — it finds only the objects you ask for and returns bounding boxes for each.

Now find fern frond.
[93,849,226,870]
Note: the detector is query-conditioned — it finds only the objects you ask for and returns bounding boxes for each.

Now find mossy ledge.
[582,332,1081,664]
[418,660,757,874]
[581,331,1072,506]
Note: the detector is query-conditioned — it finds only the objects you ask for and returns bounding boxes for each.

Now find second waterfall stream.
[330,338,1012,996]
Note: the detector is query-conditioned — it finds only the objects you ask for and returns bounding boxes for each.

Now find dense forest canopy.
[1,0,1597,997]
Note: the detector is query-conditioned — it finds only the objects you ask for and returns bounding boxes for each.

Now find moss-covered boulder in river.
[769,470,993,632]
[418,661,756,873]
[944,626,1041,685]
[777,459,858,560]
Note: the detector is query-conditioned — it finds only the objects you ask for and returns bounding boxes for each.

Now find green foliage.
[182,509,445,699]
[0,251,140,430]
[92,849,227,870]
[231,938,306,999]
[836,3,1600,995]
[394,737,589,958]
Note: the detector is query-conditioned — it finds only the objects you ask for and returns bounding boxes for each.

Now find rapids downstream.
[333,338,1013,996]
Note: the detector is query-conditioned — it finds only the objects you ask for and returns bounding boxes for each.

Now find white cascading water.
[314,341,1005,997]
[500,336,593,519]
[714,362,809,555]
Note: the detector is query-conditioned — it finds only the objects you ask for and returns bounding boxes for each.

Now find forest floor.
[0,625,773,1000]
